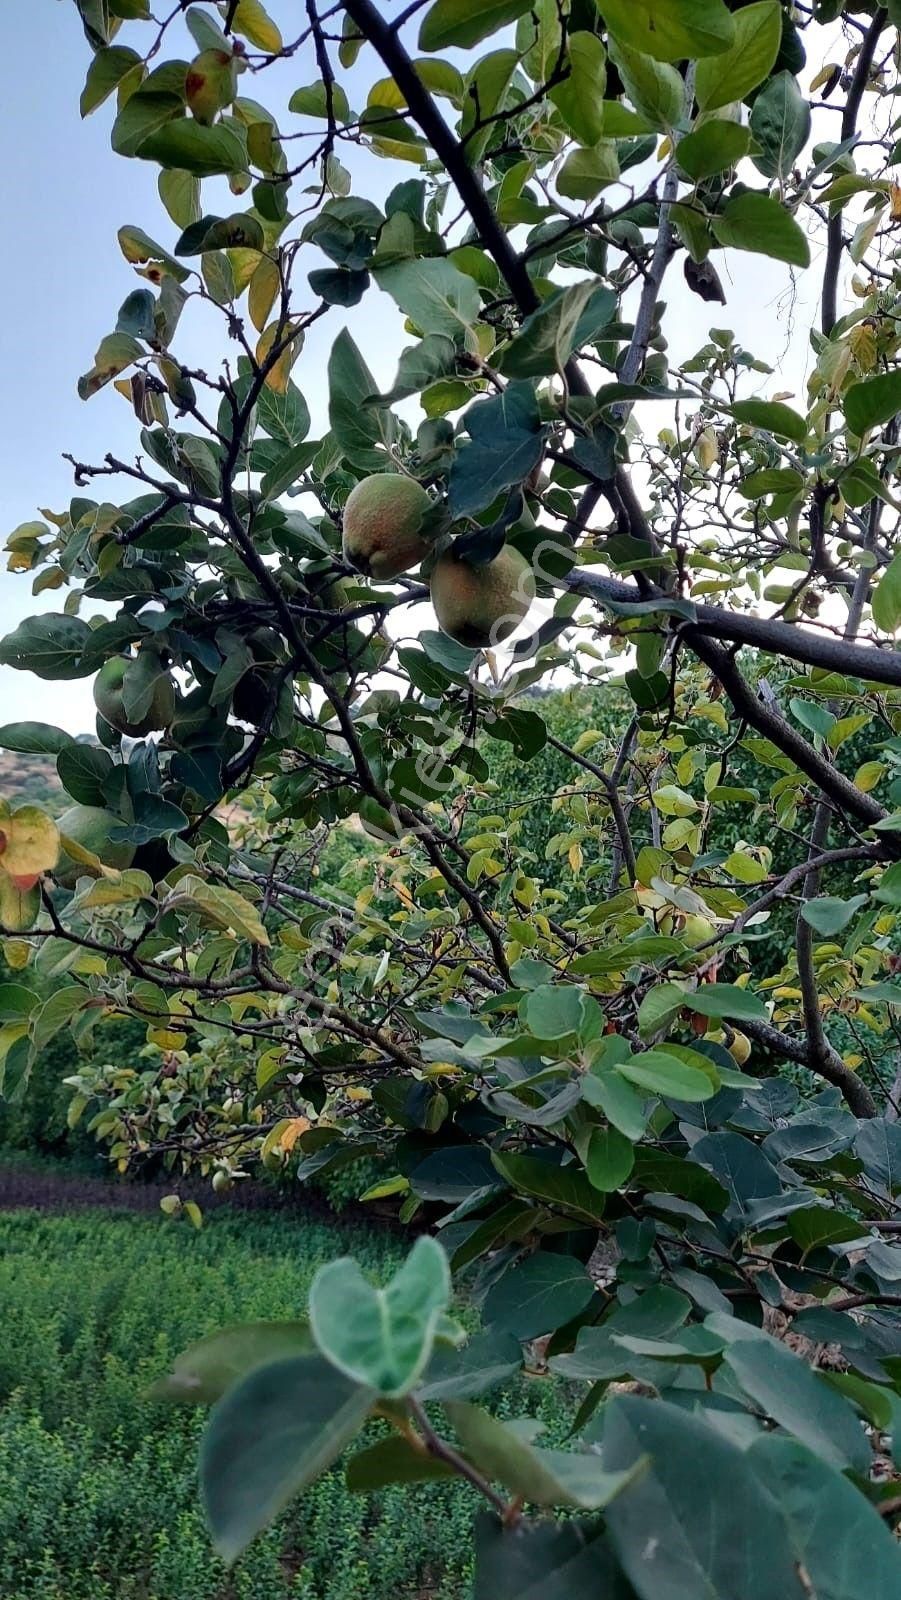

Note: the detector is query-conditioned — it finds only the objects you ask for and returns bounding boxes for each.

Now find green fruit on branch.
[54,805,136,889]
[94,657,177,738]
[430,544,536,648]
[341,474,433,579]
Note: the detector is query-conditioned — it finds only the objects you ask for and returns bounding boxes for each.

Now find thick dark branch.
[564,568,901,691]
[739,1013,877,1117]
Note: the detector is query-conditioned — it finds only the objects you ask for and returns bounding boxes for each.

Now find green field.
[0,1204,570,1600]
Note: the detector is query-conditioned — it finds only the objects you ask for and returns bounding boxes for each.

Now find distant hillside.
[0,749,64,811]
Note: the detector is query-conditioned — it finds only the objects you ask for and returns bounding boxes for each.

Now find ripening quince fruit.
[94,656,177,738]
[430,544,536,648]
[342,474,434,579]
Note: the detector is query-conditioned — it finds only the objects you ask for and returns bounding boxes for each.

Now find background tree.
[2,0,901,1591]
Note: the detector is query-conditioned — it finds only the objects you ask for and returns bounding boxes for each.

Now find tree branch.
[821,8,887,335]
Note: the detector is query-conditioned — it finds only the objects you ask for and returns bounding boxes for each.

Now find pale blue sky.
[2,2,830,732]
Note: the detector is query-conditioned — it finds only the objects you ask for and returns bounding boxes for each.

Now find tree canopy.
[3,0,901,1592]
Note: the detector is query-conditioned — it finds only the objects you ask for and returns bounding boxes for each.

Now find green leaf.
[845,372,901,437]
[730,398,807,443]
[875,861,901,908]
[520,982,585,1040]
[419,1329,522,1401]
[139,118,248,176]
[200,1354,372,1564]
[345,1435,455,1492]
[800,894,868,937]
[597,0,735,63]
[369,334,458,405]
[723,1329,870,1473]
[586,1126,635,1191]
[557,141,620,201]
[873,550,901,633]
[257,380,311,446]
[712,192,809,267]
[0,983,40,1024]
[601,1396,807,1600]
[374,257,480,340]
[309,1237,450,1397]
[747,1436,901,1600]
[418,0,535,53]
[159,168,201,228]
[491,1151,603,1224]
[696,1,782,111]
[750,71,812,179]
[81,45,142,116]
[473,1512,632,1600]
[738,465,806,498]
[617,1051,715,1103]
[447,1402,644,1510]
[0,615,95,680]
[112,88,185,158]
[57,745,114,807]
[0,723,74,756]
[685,984,768,1022]
[549,33,607,147]
[151,1321,313,1403]
[854,1119,901,1193]
[328,328,397,468]
[483,1250,597,1338]
[288,81,351,121]
[449,383,547,518]
[78,331,144,399]
[172,876,270,945]
[676,120,751,181]
[608,39,684,130]
[500,283,616,379]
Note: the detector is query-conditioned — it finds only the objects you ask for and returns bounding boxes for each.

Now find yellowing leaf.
[854,761,885,793]
[230,0,283,52]
[248,255,280,332]
[0,804,60,880]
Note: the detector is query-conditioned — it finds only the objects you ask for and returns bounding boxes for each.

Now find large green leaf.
[474,1513,633,1600]
[750,70,812,179]
[151,1321,314,1403]
[730,398,807,443]
[747,1435,901,1599]
[370,334,458,405]
[617,1050,716,1103]
[721,1328,870,1473]
[139,119,249,176]
[200,1354,372,1563]
[799,895,868,936]
[0,722,74,756]
[597,0,735,62]
[482,1249,597,1338]
[600,1396,807,1600]
[447,1402,644,1509]
[845,371,901,436]
[419,0,535,52]
[676,119,751,181]
[696,1,782,111]
[374,257,480,340]
[500,283,616,379]
[685,984,768,1022]
[328,328,397,468]
[872,549,901,633]
[80,44,142,116]
[0,616,95,680]
[449,383,547,517]
[549,33,607,146]
[490,1150,604,1224]
[309,1237,450,1396]
[608,38,684,130]
[418,1329,522,1401]
[712,192,809,266]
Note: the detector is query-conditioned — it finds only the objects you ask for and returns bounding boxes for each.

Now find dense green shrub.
[0,1207,570,1600]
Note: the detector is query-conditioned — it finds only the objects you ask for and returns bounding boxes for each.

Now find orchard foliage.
[3,0,901,1590]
